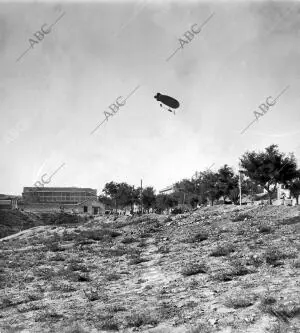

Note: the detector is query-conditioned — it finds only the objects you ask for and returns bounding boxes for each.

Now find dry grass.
[181,262,208,276]
[210,244,235,257]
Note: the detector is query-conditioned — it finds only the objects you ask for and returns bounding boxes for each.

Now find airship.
[154,93,180,115]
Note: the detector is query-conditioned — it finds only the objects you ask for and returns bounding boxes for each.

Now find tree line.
[99,144,300,212]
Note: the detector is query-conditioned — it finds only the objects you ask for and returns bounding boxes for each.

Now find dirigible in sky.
[154,93,180,115]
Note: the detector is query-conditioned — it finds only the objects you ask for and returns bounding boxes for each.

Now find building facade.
[0,195,19,210]
[22,187,104,214]
[159,185,176,195]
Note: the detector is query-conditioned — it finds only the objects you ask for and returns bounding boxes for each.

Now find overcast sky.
[1,0,300,195]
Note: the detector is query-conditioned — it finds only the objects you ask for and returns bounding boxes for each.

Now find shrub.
[192,232,209,243]
[258,225,272,233]
[125,312,158,328]
[76,273,91,282]
[62,323,90,333]
[108,304,126,312]
[99,319,119,331]
[157,245,170,254]
[210,244,235,257]
[50,253,65,261]
[105,273,121,281]
[137,240,147,248]
[121,237,136,244]
[83,288,101,301]
[213,262,250,282]
[224,292,256,308]
[129,256,150,265]
[259,297,300,323]
[181,262,208,276]
[79,228,121,242]
[291,258,300,268]
[43,241,65,252]
[187,323,213,333]
[264,248,290,266]
[246,254,264,267]
[232,213,252,222]
[171,207,183,215]
[68,262,89,272]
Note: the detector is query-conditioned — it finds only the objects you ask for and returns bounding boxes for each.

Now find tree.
[142,187,156,212]
[155,194,178,213]
[240,144,298,204]
[217,164,238,201]
[287,170,300,205]
[198,170,222,206]
[102,181,119,211]
[228,188,239,204]
[102,182,136,211]
[98,194,113,209]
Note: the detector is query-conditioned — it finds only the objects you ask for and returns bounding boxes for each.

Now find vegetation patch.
[264,248,296,266]
[181,262,208,276]
[258,225,272,233]
[125,312,159,328]
[259,297,300,323]
[185,232,209,243]
[121,237,136,244]
[129,256,150,265]
[224,292,257,309]
[210,244,235,257]
[232,213,252,222]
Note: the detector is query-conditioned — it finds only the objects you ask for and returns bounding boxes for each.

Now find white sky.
[1,0,300,195]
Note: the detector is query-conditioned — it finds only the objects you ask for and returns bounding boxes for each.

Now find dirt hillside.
[0,205,299,333]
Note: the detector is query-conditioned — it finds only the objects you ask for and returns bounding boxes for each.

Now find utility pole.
[238,163,242,206]
[140,179,143,214]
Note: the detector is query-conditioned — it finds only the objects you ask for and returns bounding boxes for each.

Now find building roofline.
[23,187,97,192]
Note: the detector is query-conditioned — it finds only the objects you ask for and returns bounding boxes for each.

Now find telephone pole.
[140,179,143,214]
[238,163,242,206]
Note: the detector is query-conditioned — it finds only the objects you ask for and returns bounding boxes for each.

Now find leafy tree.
[240,144,298,204]
[155,194,178,213]
[287,170,300,205]
[102,181,119,211]
[217,165,238,201]
[228,188,239,204]
[198,170,222,206]
[98,194,113,209]
[102,182,138,211]
[142,187,156,212]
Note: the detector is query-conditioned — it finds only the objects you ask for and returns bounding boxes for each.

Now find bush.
[224,292,256,308]
[181,262,208,276]
[83,288,102,301]
[213,264,250,282]
[121,237,136,244]
[232,213,252,222]
[210,244,235,257]
[125,312,158,328]
[264,248,295,266]
[129,256,150,265]
[106,273,121,281]
[258,225,272,233]
[171,207,183,215]
[79,228,121,241]
[191,232,209,243]
[40,212,82,225]
[100,319,119,331]
[259,296,300,323]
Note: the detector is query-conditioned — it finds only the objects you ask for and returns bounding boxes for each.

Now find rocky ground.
[0,205,300,333]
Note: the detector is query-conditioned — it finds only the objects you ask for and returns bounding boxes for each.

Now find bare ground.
[0,205,300,333]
